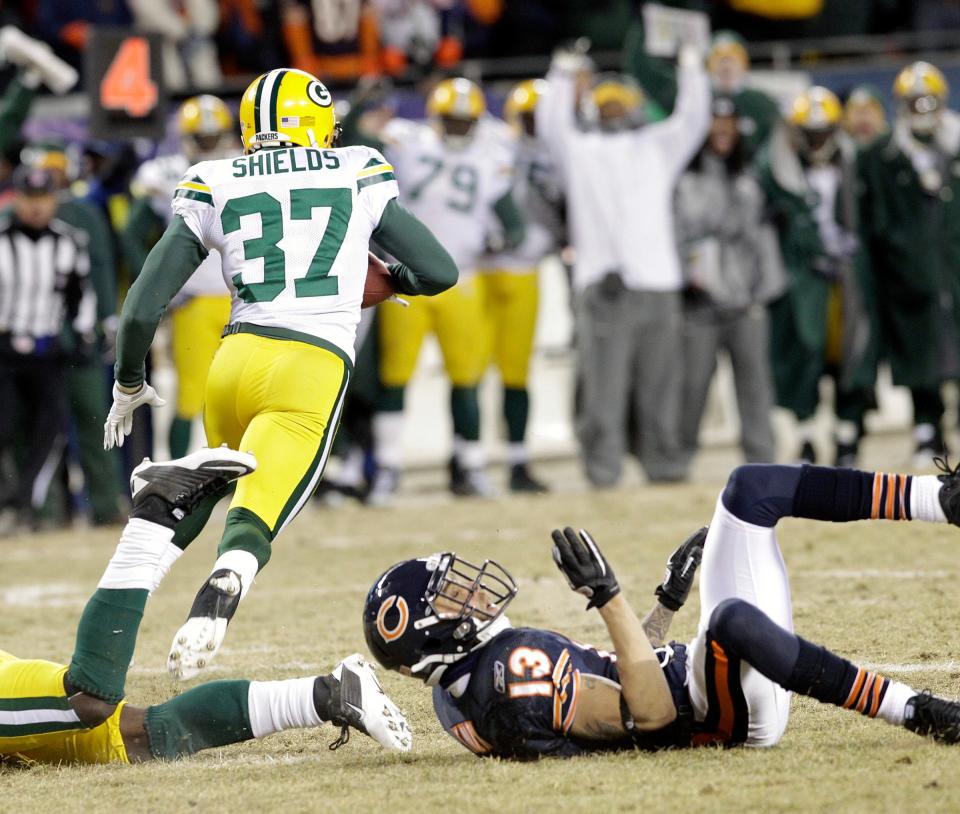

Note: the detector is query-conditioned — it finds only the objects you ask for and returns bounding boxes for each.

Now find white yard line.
[863,662,960,673]
[804,569,952,579]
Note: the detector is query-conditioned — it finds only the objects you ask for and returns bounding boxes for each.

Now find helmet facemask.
[902,94,943,138]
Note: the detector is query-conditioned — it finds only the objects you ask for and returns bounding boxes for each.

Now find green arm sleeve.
[622,21,679,113]
[372,198,458,296]
[114,216,208,387]
[493,191,526,250]
[118,198,164,282]
[0,75,37,156]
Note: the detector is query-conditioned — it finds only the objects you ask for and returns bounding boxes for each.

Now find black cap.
[12,164,56,194]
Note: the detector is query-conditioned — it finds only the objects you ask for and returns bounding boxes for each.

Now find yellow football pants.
[204,332,349,535]
[476,270,539,388]
[378,279,486,388]
[171,295,233,418]
[0,650,128,764]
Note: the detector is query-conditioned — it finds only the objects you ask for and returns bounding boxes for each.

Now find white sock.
[373,411,405,470]
[456,439,485,470]
[211,549,259,600]
[910,475,947,523]
[337,446,365,488]
[98,518,181,594]
[877,680,917,726]
[246,677,321,738]
[834,420,859,446]
[507,443,528,467]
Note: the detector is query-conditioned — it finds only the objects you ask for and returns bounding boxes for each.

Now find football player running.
[363,461,960,757]
[122,95,235,458]
[368,77,526,503]
[97,68,458,687]
[476,79,565,494]
[1,447,410,765]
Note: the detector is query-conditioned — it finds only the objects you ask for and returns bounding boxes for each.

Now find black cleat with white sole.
[130,446,257,528]
[319,654,412,752]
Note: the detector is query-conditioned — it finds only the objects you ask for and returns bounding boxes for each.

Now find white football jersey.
[171,145,398,362]
[480,119,564,271]
[132,154,227,298]
[382,117,513,277]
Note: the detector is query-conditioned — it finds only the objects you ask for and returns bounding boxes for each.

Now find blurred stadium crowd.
[2,0,960,532]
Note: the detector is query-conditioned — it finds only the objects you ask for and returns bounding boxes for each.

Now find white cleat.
[329,653,412,752]
[167,569,242,680]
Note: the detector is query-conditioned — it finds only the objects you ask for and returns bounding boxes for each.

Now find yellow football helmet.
[893,61,948,103]
[788,86,843,130]
[178,95,234,160]
[503,79,545,123]
[427,77,485,146]
[239,68,338,154]
[893,61,948,136]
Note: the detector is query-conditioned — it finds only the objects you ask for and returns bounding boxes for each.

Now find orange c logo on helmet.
[376,595,409,642]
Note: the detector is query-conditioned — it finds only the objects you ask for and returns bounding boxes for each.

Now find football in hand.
[363,252,396,308]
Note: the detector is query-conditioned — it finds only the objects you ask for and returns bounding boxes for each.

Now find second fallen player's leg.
[688,463,960,747]
[168,333,349,680]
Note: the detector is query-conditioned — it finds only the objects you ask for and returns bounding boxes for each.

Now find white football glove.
[103,382,166,449]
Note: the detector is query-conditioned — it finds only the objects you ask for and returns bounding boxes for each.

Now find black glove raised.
[551,527,620,610]
[654,527,706,612]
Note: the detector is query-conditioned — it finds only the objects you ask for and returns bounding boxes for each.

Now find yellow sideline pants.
[171,295,233,418]
[476,269,539,388]
[0,650,128,764]
[203,331,349,535]
[378,280,486,388]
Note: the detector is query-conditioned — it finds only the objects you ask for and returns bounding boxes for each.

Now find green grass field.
[2,450,960,813]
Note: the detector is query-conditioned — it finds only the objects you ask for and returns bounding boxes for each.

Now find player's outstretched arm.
[104,216,206,448]
[551,528,676,732]
[114,216,208,389]
[372,198,458,296]
[642,526,706,646]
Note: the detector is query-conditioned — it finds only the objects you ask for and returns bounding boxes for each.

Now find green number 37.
[220,187,352,303]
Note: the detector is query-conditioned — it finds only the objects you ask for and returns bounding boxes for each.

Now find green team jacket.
[756,128,879,410]
[622,22,780,159]
[857,117,960,389]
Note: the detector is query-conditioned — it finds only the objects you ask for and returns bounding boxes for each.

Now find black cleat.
[904,691,960,743]
[935,456,960,527]
[129,447,257,528]
[834,441,859,469]
[509,463,549,493]
[798,441,816,464]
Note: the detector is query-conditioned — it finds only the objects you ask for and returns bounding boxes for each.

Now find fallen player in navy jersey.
[363,462,960,757]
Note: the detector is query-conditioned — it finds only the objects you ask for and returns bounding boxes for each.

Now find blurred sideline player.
[0,448,410,765]
[843,85,888,147]
[858,61,960,466]
[476,79,564,494]
[364,459,960,757]
[369,77,525,504]
[760,87,877,467]
[121,95,235,458]
[88,68,457,692]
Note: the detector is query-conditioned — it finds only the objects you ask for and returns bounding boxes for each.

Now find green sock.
[67,588,148,703]
[219,507,273,570]
[376,385,404,412]
[450,386,480,441]
[503,387,529,445]
[171,483,235,551]
[145,680,252,759]
[168,417,193,459]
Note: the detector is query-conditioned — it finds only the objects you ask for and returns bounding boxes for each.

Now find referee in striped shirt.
[0,164,95,532]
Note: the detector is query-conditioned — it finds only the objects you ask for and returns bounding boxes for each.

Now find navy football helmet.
[363,553,517,685]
